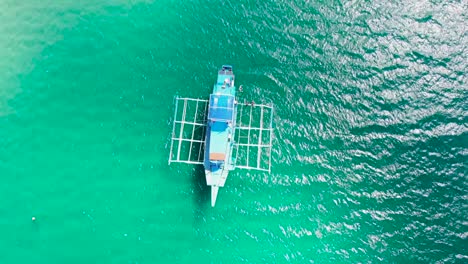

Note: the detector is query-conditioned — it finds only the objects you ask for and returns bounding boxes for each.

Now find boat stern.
[205,165,229,207]
[205,166,228,187]
[211,186,219,207]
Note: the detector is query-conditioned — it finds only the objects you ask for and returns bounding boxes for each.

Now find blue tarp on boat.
[209,94,234,122]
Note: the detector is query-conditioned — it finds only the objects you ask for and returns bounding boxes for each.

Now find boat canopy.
[208,94,234,122]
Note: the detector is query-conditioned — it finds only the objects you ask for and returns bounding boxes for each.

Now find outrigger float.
[168,65,274,206]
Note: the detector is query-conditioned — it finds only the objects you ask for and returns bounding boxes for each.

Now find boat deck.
[209,122,230,160]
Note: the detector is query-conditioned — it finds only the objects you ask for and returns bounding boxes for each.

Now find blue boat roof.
[209,122,229,154]
[209,94,234,122]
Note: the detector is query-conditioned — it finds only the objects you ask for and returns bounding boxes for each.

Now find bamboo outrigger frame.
[168,96,274,172]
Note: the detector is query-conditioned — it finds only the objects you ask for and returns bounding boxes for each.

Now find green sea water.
[1,0,466,263]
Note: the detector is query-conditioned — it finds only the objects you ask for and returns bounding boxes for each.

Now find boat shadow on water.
[191,165,210,221]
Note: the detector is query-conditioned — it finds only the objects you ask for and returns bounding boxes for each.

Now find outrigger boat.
[168,65,274,206]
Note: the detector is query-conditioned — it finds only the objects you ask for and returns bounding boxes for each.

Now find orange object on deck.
[209,153,225,161]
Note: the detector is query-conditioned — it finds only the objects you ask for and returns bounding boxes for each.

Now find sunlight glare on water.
[0,0,466,263]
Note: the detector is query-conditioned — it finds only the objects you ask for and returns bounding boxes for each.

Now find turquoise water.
[1,0,466,263]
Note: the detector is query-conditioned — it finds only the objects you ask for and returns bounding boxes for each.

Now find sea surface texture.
[0,0,466,263]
